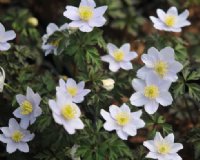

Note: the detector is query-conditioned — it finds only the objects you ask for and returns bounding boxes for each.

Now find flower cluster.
[0,87,42,153]
[49,78,90,134]
[0,1,191,159]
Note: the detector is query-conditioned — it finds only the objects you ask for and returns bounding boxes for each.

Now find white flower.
[63,0,107,32]
[42,23,68,56]
[70,144,81,160]
[56,78,91,103]
[100,104,145,140]
[143,132,183,160]
[102,78,115,91]
[0,118,34,154]
[137,47,183,82]
[130,74,173,114]
[49,93,84,134]
[13,87,42,129]
[150,6,191,32]
[0,23,16,51]
[0,66,5,92]
[101,43,138,72]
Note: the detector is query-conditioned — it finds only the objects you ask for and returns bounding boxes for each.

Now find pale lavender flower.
[56,78,91,103]
[13,87,42,129]
[0,118,34,153]
[0,23,16,51]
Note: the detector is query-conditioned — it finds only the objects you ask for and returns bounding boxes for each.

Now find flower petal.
[144,100,159,114]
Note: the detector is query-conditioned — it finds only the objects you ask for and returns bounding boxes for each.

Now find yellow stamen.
[11,131,24,143]
[144,85,159,99]
[157,143,171,154]
[67,87,78,97]
[154,61,168,77]
[61,104,77,120]
[20,100,33,115]
[113,50,124,62]
[165,15,176,27]
[49,40,60,47]
[115,112,130,126]
[79,6,94,21]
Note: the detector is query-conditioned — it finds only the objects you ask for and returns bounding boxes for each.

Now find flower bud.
[102,78,115,91]
[27,17,39,27]
[0,67,5,92]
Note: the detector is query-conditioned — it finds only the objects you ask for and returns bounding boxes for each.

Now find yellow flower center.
[20,100,33,115]
[115,112,130,126]
[113,50,125,62]
[144,85,159,99]
[79,6,94,21]
[154,61,168,77]
[61,104,77,120]
[67,87,78,97]
[157,143,171,154]
[165,15,176,27]
[11,131,24,143]
[49,40,60,47]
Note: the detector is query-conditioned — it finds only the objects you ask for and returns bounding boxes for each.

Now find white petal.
[116,130,128,140]
[168,61,183,73]
[20,119,30,129]
[131,110,142,119]
[18,143,29,152]
[124,51,137,61]
[159,47,175,61]
[0,127,11,137]
[119,61,133,70]
[123,124,136,136]
[107,43,118,55]
[136,67,152,80]
[9,118,20,131]
[79,23,93,32]
[167,153,182,160]
[49,100,60,115]
[22,133,34,142]
[67,78,77,88]
[0,135,11,143]
[131,119,145,129]
[156,92,173,106]
[4,31,16,41]
[52,113,63,125]
[167,7,178,16]
[158,79,172,91]
[179,9,189,19]
[144,100,159,114]
[77,81,85,90]
[80,0,96,7]
[71,118,84,129]
[120,103,130,113]
[157,9,166,22]
[103,120,119,131]
[109,61,120,72]
[0,42,11,51]
[143,140,157,152]
[46,23,59,35]
[120,43,130,54]
[146,152,159,159]
[170,143,183,153]
[89,17,106,27]
[101,55,113,63]
[63,6,80,20]
[69,21,85,28]
[142,47,159,68]
[6,142,17,153]
[63,122,76,134]
[165,133,174,143]
[100,109,111,121]
[109,105,120,119]
[132,78,145,91]
[0,23,5,33]
[130,92,148,106]
[93,6,107,17]
[154,132,163,142]
[33,107,42,117]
